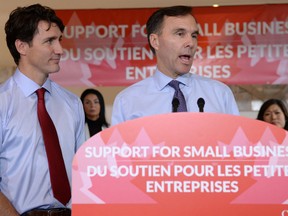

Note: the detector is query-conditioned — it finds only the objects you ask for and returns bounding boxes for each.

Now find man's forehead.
[163,15,198,30]
[37,21,59,31]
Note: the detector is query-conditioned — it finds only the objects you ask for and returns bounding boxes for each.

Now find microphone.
[197,98,205,112]
[172,98,179,112]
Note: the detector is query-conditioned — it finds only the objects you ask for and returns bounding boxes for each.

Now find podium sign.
[72,113,288,216]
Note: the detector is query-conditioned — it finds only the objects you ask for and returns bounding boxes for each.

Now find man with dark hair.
[112,6,239,125]
[0,4,85,215]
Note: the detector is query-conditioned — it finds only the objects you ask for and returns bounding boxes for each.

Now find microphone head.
[197,98,205,112]
[197,98,205,107]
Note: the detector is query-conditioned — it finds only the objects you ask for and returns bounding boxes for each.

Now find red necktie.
[36,88,71,205]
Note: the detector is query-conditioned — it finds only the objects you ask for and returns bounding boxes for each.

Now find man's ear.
[15,39,28,55]
[149,33,159,51]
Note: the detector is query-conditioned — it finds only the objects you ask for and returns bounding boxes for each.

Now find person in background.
[0,4,85,215]
[256,98,288,130]
[111,5,239,125]
[81,88,109,139]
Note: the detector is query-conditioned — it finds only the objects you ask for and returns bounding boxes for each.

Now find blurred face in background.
[263,104,286,128]
[83,93,100,121]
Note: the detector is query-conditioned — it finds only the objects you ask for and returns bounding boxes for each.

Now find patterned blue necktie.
[168,80,187,112]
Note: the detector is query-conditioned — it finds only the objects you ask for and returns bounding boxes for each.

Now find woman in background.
[81,88,109,139]
[256,98,288,130]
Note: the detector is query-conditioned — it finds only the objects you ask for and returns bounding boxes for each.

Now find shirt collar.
[14,69,52,97]
[154,68,191,90]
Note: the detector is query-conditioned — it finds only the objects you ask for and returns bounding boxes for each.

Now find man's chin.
[178,68,191,75]
[49,66,61,74]
[180,64,193,73]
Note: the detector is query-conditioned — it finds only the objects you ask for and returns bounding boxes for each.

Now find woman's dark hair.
[146,5,193,55]
[80,88,109,128]
[257,98,288,130]
[5,4,65,65]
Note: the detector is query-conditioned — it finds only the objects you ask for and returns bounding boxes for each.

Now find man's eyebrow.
[174,28,199,34]
[45,35,62,41]
[173,27,187,33]
[193,30,199,35]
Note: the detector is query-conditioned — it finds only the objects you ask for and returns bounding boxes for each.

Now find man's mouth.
[179,54,192,64]
[50,58,60,63]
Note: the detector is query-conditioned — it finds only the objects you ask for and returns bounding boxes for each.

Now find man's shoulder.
[117,76,153,96]
[50,81,80,103]
[190,73,229,89]
[0,76,16,97]
[0,74,13,88]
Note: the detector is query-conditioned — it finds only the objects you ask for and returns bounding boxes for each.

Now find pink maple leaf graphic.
[230,130,288,204]
[86,128,164,204]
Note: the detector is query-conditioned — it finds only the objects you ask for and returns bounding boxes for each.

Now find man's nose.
[55,41,64,55]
